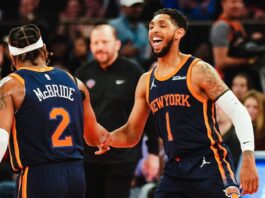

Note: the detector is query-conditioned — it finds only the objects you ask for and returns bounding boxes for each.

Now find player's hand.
[95,133,112,155]
[141,154,160,182]
[239,151,259,195]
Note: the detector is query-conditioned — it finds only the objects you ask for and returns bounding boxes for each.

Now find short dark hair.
[153,8,188,32]
[8,24,43,65]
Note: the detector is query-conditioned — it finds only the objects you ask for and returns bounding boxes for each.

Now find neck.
[16,56,47,69]
[157,46,181,68]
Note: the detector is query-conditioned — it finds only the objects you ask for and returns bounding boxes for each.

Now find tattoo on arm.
[0,88,7,110]
[197,61,228,100]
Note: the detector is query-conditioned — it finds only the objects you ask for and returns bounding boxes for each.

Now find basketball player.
[98,9,259,197]
[0,24,108,198]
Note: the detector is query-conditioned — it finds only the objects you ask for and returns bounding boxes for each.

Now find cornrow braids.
[8,24,44,65]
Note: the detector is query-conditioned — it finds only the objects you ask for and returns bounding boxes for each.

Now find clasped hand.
[95,133,112,155]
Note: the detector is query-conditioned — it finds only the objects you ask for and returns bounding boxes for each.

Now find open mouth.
[152,37,163,48]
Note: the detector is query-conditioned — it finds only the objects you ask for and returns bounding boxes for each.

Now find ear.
[8,53,20,70]
[175,28,186,40]
[8,53,16,67]
[42,44,48,59]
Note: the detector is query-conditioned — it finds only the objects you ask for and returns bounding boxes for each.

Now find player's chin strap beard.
[154,37,174,58]
[153,28,178,58]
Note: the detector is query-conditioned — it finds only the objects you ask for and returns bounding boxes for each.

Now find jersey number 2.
[50,108,73,147]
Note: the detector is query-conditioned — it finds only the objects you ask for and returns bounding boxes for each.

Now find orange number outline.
[166,112,173,141]
[49,107,73,147]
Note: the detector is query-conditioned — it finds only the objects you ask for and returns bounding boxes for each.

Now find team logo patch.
[44,74,51,80]
[172,75,186,80]
[150,78,157,90]
[115,80,125,85]
[200,156,211,168]
[86,79,96,89]
[223,186,240,198]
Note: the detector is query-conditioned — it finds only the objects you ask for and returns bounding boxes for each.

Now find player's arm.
[192,61,258,195]
[76,78,109,147]
[110,73,150,148]
[0,77,14,162]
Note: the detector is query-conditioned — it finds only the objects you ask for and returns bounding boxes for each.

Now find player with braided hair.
[0,24,109,198]
[8,24,45,65]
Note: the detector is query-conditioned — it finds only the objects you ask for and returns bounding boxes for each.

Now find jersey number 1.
[166,112,173,141]
[50,108,73,147]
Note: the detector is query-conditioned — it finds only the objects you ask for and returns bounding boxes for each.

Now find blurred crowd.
[0,0,264,73]
[0,0,265,198]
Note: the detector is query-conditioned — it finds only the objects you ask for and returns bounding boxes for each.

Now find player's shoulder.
[0,75,22,95]
[50,67,68,75]
[192,59,214,72]
[1,74,22,86]
[191,59,218,81]
[0,76,12,88]
[49,67,76,81]
[138,71,152,85]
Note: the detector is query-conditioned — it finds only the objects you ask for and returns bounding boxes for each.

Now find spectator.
[243,90,265,150]
[59,0,84,20]
[248,31,265,92]
[68,36,90,74]
[109,0,151,66]
[84,0,120,19]
[57,0,85,39]
[210,0,262,91]
[18,0,40,24]
[84,0,105,18]
[37,0,64,40]
[244,0,265,20]
[75,24,159,198]
[231,73,253,101]
[162,0,216,20]
[181,0,217,20]
[0,37,12,79]
[48,35,71,71]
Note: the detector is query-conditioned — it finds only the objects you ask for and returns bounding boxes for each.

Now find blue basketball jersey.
[147,55,224,159]
[8,67,84,171]
[147,55,239,194]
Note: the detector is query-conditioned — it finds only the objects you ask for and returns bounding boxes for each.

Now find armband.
[0,128,9,162]
[216,91,254,151]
